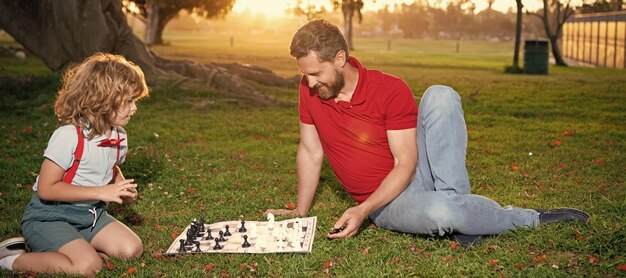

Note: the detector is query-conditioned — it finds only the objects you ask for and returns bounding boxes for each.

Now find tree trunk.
[0,0,288,106]
[513,0,523,68]
[548,36,567,65]
[342,6,354,50]
[540,0,568,66]
[144,1,160,45]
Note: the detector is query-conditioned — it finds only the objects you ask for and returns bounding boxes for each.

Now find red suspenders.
[62,126,120,184]
[62,126,84,183]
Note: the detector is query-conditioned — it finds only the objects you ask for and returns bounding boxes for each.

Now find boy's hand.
[99,179,137,204]
[121,186,139,204]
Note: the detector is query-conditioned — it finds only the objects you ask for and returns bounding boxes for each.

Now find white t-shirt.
[33,125,128,192]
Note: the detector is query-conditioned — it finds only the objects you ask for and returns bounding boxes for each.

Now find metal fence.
[562,11,626,69]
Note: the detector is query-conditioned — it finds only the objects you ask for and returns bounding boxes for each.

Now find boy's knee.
[74,255,103,277]
[119,239,143,259]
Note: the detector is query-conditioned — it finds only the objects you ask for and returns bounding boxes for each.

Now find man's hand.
[327,205,369,239]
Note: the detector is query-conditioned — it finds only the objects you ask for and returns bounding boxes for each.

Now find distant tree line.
[355,2,546,41]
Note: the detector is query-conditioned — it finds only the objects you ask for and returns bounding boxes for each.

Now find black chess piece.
[213,238,223,250]
[178,239,186,252]
[205,227,214,240]
[194,240,201,252]
[239,220,247,232]
[218,231,226,242]
[224,225,232,236]
[199,216,205,233]
[242,235,251,248]
[185,229,194,245]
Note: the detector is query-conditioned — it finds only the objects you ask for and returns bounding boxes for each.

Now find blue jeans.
[370,85,539,236]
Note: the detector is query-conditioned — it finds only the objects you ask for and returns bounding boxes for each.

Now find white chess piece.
[294,219,302,239]
[267,212,275,230]
[257,237,267,250]
[249,225,257,239]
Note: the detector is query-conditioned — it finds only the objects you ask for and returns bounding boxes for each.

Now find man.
[266,19,588,245]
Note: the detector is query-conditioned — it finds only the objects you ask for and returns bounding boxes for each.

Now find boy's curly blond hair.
[54,53,149,139]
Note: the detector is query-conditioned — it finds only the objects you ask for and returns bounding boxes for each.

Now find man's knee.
[422,85,460,108]
[422,198,466,236]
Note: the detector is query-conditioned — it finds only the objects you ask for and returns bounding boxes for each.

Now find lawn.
[1,31,625,277]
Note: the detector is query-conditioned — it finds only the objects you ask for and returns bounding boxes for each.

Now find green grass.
[1,31,625,277]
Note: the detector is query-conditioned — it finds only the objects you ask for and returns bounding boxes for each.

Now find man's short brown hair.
[290,19,349,62]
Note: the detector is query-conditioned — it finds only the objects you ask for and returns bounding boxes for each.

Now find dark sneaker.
[453,234,483,247]
[536,208,589,224]
[0,237,26,259]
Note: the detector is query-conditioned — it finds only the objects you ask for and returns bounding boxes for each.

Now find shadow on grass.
[0,74,60,115]
[108,145,166,227]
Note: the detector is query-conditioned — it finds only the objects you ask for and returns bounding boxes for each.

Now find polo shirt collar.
[81,125,119,142]
[318,56,366,107]
[347,56,366,106]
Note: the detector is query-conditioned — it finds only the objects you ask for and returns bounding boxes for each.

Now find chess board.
[165,216,317,254]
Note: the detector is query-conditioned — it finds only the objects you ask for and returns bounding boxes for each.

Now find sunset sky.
[232,0,548,16]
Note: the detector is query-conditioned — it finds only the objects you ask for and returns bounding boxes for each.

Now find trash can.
[524,40,549,75]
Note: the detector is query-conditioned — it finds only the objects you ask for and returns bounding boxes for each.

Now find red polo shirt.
[299,57,418,203]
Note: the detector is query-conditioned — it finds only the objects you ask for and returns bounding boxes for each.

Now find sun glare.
[232,0,547,17]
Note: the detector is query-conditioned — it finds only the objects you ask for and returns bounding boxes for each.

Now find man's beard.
[314,69,345,100]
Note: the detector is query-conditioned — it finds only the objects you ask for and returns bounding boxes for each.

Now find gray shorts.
[20,194,115,252]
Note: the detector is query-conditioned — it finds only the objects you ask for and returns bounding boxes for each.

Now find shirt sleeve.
[298,76,314,125]
[43,125,79,170]
[385,79,418,130]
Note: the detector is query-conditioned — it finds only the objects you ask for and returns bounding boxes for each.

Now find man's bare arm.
[328,128,417,238]
[265,122,324,216]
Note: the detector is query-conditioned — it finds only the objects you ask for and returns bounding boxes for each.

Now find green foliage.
[1,34,625,277]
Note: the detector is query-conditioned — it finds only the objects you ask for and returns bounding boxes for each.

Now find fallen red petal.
[511,163,520,171]
[171,231,179,239]
[588,255,599,264]
[563,131,571,136]
[105,260,115,270]
[489,259,498,265]
[284,202,295,210]
[617,264,626,271]
[126,267,137,275]
[450,241,458,250]
[388,258,401,265]
[534,254,548,262]
[484,245,497,251]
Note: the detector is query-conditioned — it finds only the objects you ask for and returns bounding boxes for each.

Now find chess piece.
[199,216,205,233]
[194,240,201,252]
[242,235,251,248]
[257,237,267,250]
[249,225,258,239]
[218,231,226,242]
[267,213,275,230]
[205,227,214,240]
[178,239,186,252]
[185,229,194,245]
[213,238,223,250]
[224,225,232,236]
[239,220,247,232]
